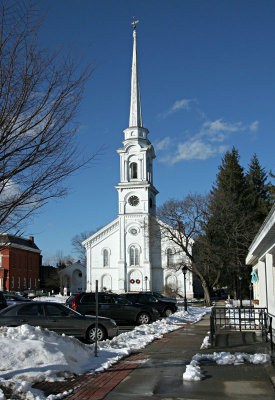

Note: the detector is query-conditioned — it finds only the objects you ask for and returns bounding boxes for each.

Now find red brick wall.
[0,247,40,291]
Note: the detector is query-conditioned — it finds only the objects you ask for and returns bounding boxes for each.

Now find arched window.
[130,162,138,179]
[167,248,173,267]
[130,246,139,266]
[103,249,109,267]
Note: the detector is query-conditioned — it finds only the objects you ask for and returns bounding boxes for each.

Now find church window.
[103,249,109,267]
[149,198,153,208]
[130,246,139,266]
[167,248,173,267]
[130,162,138,179]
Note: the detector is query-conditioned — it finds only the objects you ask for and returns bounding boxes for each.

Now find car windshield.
[0,304,17,315]
[152,292,162,299]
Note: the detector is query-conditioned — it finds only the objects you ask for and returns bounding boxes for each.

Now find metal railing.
[209,307,272,347]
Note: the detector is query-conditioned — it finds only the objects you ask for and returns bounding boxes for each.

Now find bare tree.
[154,193,212,305]
[0,1,97,233]
[55,250,74,268]
[71,230,96,264]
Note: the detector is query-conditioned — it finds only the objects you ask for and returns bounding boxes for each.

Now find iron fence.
[209,307,273,349]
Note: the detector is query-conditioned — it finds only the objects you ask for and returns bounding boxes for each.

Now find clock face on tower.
[128,195,139,206]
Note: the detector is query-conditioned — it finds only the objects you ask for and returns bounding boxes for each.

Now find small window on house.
[130,162,138,179]
[11,276,14,289]
[23,278,26,289]
[167,248,173,267]
[18,277,20,289]
[130,246,140,266]
[103,249,109,267]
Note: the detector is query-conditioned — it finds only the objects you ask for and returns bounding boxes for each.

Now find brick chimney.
[29,236,34,244]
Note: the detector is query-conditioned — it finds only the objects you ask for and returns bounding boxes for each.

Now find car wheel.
[164,308,173,317]
[86,325,107,343]
[136,312,150,325]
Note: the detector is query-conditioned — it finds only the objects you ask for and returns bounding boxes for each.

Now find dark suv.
[66,292,160,325]
[0,291,7,311]
[121,292,178,317]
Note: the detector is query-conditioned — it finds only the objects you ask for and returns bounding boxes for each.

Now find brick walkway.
[34,352,149,400]
[33,327,185,399]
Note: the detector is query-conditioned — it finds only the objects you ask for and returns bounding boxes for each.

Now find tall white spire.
[129,23,143,128]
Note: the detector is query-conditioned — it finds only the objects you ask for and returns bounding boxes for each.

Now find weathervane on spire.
[131,17,139,30]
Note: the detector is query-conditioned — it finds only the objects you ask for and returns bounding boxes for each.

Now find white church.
[83,24,193,298]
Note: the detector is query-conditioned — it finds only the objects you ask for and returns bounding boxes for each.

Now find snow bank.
[183,351,271,381]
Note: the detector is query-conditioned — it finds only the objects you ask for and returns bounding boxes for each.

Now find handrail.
[210,306,273,351]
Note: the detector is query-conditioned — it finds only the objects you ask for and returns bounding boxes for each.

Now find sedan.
[0,301,119,343]
[4,292,31,306]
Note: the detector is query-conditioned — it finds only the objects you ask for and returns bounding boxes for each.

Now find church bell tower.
[116,22,158,217]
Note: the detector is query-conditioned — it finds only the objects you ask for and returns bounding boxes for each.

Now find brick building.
[0,234,41,292]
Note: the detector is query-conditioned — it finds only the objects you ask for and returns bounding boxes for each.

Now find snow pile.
[200,333,211,349]
[182,359,203,381]
[0,305,209,399]
[0,324,96,379]
[183,351,271,381]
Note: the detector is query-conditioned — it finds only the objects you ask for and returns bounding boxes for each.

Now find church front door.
[129,270,142,292]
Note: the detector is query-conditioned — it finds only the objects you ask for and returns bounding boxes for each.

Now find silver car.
[0,301,119,343]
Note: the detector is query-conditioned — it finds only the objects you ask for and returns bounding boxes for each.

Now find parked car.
[66,292,160,325]
[0,301,119,343]
[4,292,31,306]
[0,291,7,311]
[121,292,178,317]
[139,291,177,303]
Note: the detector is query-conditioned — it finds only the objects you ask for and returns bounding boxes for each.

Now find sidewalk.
[34,314,275,399]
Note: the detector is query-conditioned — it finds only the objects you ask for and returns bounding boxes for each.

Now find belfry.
[83,24,193,297]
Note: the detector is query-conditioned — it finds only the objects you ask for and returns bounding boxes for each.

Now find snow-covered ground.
[0,297,210,400]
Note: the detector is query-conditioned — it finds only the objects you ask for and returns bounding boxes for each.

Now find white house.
[246,203,275,338]
[82,25,193,298]
[59,261,86,295]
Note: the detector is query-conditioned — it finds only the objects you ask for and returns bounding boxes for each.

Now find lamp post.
[249,283,253,307]
[182,266,188,312]
[145,276,148,292]
[238,275,243,308]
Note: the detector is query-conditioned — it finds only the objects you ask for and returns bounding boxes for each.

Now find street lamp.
[249,283,253,307]
[238,275,243,308]
[182,266,188,312]
[145,276,148,291]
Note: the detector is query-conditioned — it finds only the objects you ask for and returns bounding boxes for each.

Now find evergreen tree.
[212,146,246,198]
[205,147,251,298]
[194,148,274,300]
[245,154,273,227]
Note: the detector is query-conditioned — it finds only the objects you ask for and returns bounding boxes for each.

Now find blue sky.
[26,0,275,264]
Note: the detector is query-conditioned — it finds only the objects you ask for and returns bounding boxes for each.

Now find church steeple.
[129,22,143,128]
[116,19,158,215]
